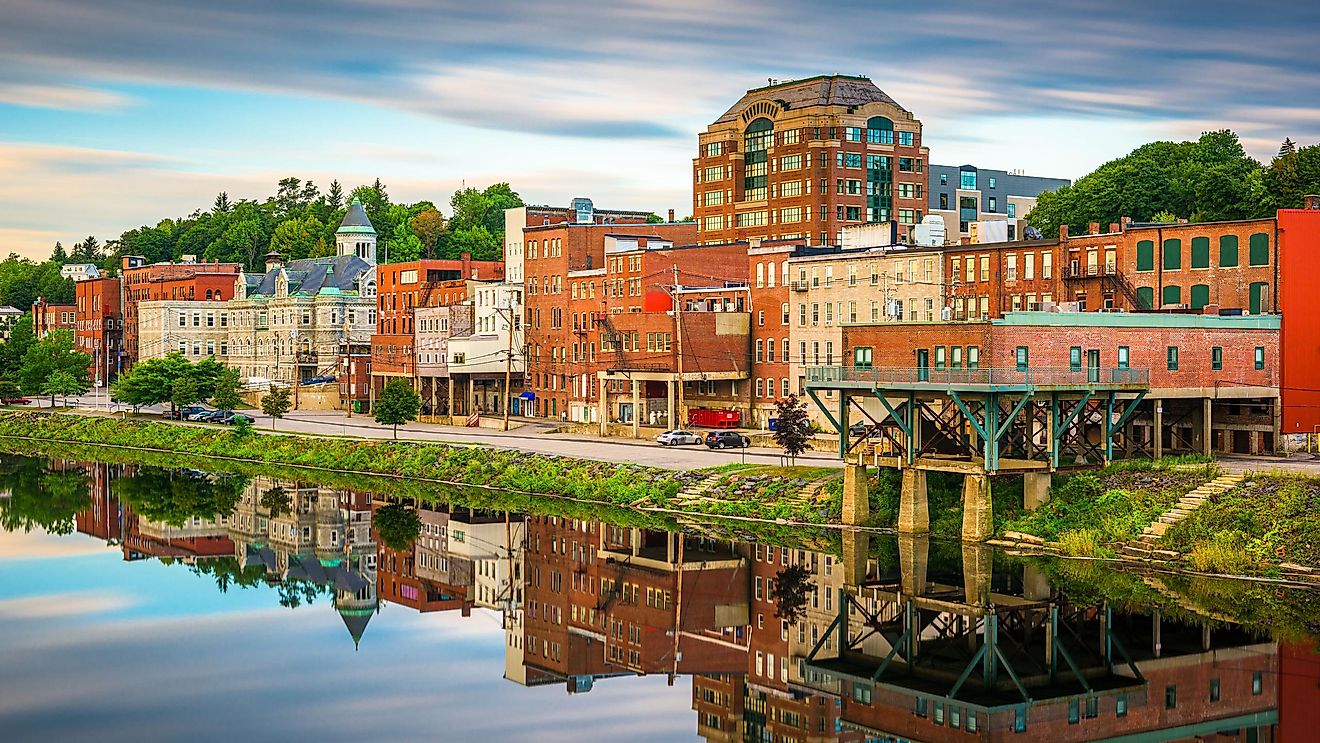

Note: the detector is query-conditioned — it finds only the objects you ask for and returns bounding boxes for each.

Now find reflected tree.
[112,467,247,526]
[373,503,421,551]
[771,563,812,624]
[0,456,90,535]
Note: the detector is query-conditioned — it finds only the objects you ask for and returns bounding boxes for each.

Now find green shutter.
[1191,237,1210,268]
[1219,235,1239,267]
[1136,286,1154,309]
[1162,284,1181,306]
[1249,233,1270,266]
[1250,281,1268,314]
[1163,238,1182,270]
[1136,240,1154,271]
[1190,284,1210,309]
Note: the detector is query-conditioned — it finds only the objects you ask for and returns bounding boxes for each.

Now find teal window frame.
[1255,347,1265,370]
[1136,240,1154,271]
[1167,346,1179,371]
[1163,238,1182,270]
[967,346,980,369]
[1219,235,1239,267]
[1165,685,1177,709]
[1210,677,1221,702]
[1118,346,1129,369]
[1252,672,1263,695]
[1068,699,1080,725]
[1212,346,1222,371]
[915,697,928,717]
[853,346,873,369]
[1014,707,1028,733]
[1015,346,1028,371]
[1249,233,1270,265]
[1069,346,1082,371]
[1250,281,1269,314]
[934,345,946,369]
[951,345,963,369]
[1116,693,1128,717]
[1191,236,1210,268]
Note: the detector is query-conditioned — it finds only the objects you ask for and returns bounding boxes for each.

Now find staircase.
[1130,473,1244,552]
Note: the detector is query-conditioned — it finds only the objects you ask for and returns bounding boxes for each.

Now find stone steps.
[1133,473,1244,545]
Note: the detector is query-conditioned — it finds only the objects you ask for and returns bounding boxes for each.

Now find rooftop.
[715,74,907,124]
[336,197,376,236]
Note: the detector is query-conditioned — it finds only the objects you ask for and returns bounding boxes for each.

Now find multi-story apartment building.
[447,282,525,417]
[414,301,473,415]
[503,198,654,285]
[692,75,929,246]
[120,255,242,366]
[31,297,75,338]
[74,276,122,384]
[927,164,1069,243]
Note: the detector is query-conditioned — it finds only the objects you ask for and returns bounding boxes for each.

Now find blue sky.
[1,0,1317,259]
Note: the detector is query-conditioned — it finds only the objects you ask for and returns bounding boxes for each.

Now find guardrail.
[805,365,1149,387]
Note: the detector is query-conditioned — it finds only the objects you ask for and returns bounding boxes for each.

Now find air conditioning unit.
[1058,301,1081,313]
[1097,307,1127,313]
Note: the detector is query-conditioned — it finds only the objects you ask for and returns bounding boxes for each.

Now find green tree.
[110,352,219,413]
[210,368,244,413]
[327,180,345,211]
[0,379,22,402]
[113,468,246,526]
[771,564,812,624]
[374,379,420,439]
[213,192,232,213]
[260,486,292,517]
[0,312,34,379]
[772,394,813,465]
[19,330,91,397]
[170,376,202,411]
[269,215,324,261]
[442,183,523,260]
[0,456,90,535]
[71,235,102,262]
[50,241,68,262]
[373,503,421,551]
[410,208,447,258]
[261,386,292,429]
[42,369,88,407]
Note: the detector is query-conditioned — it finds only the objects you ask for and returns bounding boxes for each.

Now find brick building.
[119,255,242,365]
[74,276,122,384]
[503,198,655,285]
[693,75,929,246]
[31,297,75,338]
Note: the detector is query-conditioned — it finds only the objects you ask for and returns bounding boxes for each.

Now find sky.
[1,0,1318,260]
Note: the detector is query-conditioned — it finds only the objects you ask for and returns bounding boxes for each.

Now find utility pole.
[672,265,685,429]
[502,300,515,431]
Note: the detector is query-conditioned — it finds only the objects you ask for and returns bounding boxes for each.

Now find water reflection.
[2,454,1318,741]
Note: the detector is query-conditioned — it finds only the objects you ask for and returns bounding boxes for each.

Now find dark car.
[704,431,750,449]
[848,422,882,438]
[220,413,253,425]
[303,375,337,385]
[197,410,229,422]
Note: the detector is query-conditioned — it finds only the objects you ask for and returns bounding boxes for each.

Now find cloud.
[0,591,137,619]
[0,82,134,112]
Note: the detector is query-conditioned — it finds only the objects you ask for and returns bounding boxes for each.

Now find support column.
[1022,564,1050,601]
[598,377,608,436]
[631,379,641,439]
[468,377,475,417]
[1153,400,1163,460]
[446,377,454,423]
[842,463,869,526]
[961,542,993,605]
[897,534,929,596]
[897,469,929,535]
[1202,398,1213,457]
[1023,473,1051,511]
[961,474,993,542]
[666,379,675,430]
[842,529,869,588]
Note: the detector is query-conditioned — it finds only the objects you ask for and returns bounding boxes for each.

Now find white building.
[60,263,100,282]
[447,282,525,415]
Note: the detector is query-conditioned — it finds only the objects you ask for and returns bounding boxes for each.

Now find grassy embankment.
[0,412,844,525]
[1160,474,1320,574]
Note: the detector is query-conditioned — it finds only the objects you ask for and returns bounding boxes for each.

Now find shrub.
[1056,529,1102,557]
[1187,533,1256,575]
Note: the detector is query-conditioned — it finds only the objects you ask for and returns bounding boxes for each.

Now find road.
[16,395,844,472]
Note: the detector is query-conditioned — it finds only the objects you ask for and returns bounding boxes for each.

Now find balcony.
[789,281,810,292]
[296,351,318,364]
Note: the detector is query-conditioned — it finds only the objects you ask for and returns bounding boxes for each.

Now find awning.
[518,391,536,400]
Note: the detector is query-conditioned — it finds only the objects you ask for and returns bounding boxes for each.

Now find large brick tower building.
[692,75,929,246]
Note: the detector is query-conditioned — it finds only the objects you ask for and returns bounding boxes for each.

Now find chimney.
[1108,222,1120,234]
[668,208,675,222]
[264,251,283,272]
[1088,222,1100,235]
[1058,225,1069,242]
[1121,216,1133,230]
[1304,194,1320,210]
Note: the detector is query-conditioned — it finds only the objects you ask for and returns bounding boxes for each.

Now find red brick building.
[75,277,122,384]
[693,75,929,246]
[120,256,242,365]
[31,297,75,338]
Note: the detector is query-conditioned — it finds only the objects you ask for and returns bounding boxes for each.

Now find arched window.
[867,116,894,145]
[743,118,773,201]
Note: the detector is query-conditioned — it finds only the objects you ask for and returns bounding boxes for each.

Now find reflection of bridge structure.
[806,365,1150,540]
[803,532,1279,740]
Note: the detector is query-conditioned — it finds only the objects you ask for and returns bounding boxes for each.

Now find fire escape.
[1063,262,1149,310]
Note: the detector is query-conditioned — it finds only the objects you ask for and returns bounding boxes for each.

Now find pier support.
[1023,473,1052,511]
[897,469,929,534]
[898,534,930,596]
[842,463,869,526]
[842,529,869,588]
[962,474,993,542]
[962,542,993,606]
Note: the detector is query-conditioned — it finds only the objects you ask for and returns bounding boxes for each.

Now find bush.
[1056,529,1102,557]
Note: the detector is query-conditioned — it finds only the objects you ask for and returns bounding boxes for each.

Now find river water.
[1,453,1317,742]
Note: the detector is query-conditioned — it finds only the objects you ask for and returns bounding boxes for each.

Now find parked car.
[303,375,337,385]
[220,413,253,425]
[185,408,217,421]
[197,410,229,422]
[704,431,750,449]
[167,406,206,420]
[848,422,882,438]
[2,397,30,405]
[656,430,702,446]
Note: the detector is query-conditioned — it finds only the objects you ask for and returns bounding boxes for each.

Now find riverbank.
[0,411,845,526]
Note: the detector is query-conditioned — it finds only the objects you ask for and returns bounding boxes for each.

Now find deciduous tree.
[374,379,420,439]
[373,503,421,551]
[19,330,91,397]
[772,394,813,466]
[261,386,292,429]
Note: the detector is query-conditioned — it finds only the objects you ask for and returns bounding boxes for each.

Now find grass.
[1162,474,1320,570]
[1186,533,1258,574]
[1056,529,1103,557]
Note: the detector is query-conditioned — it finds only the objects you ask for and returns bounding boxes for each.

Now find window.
[1162,284,1182,307]
[1250,232,1270,265]
[1136,286,1154,309]
[1191,236,1210,268]
[1164,238,1182,270]
[934,701,945,725]
[1070,346,1082,371]
[934,346,946,369]
[1165,685,1177,709]
[1015,346,1029,371]
[967,347,979,369]
[1255,346,1265,370]
[1220,235,1239,267]
[988,196,997,212]
[1014,707,1027,733]
[1167,346,1179,371]
[1068,699,1080,725]
[1136,240,1155,271]
[1190,284,1210,309]
[1253,671,1263,695]
[1118,346,1129,369]
[915,698,928,718]
[898,131,914,146]
[1116,693,1128,717]
[1210,677,1221,702]
[960,170,976,189]
[851,684,872,705]
[951,346,963,369]
[853,347,873,369]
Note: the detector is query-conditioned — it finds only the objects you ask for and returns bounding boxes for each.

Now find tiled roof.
[714,75,906,124]
[251,255,372,297]
[336,197,376,235]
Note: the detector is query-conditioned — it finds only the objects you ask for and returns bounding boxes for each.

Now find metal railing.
[805,365,1149,388]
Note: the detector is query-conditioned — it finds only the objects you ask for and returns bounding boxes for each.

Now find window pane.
[1163,238,1182,270]
[1136,240,1155,271]
[1219,235,1239,267]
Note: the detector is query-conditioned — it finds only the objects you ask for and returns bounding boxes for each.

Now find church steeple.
[336,197,377,265]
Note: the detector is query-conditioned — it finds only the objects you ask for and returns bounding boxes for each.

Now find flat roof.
[996,311,1280,330]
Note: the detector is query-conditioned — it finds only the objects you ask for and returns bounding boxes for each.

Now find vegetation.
[259,486,292,517]
[1029,131,1320,234]
[111,352,224,412]
[19,330,91,397]
[210,368,244,413]
[770,564,812,623]
[1163,474,1320,570]
[260,387,292,428]
[42,369,88,407]
[772,394,812,465]
[373,503,422,551]
[111,466,248,526]
[0,455,90,535]
[374,379,421,439]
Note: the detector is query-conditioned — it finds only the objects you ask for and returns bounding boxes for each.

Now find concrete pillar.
[1152,610,1162,658]
[1202,398,1213,457]
[842,463,869,526]
[598,377,608,436]
[842,529,868,588]
[961,542,993,605]
[631,380,641,439]
[961,474,993,542]
[1153,400,1163,459]
[468,377,475,416]
[1272,397,1282,455]
[1023,473,1051,511]
[446,377,454,422]
[1022,564,1050,601]
[666,379,675,430]
[897,534,929,596]
[897,469,929,535]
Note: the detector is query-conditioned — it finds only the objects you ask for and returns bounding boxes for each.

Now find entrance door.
[1249,282,1268,314]
[916,349,930,382]
[1087,349,1100,383]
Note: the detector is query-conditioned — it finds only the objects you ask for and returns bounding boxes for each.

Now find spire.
[336,197,376,235]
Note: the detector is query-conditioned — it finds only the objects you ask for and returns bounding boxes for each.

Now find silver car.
[656,429,702,446]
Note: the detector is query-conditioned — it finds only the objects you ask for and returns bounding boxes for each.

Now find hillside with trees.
[1028,131,1320,235]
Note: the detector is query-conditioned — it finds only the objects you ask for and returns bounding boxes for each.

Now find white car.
[656,430,702,446]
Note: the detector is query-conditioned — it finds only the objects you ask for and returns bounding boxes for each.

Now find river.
[0,453,1317,742]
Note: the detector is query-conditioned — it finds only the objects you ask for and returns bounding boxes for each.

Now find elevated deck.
[806,365,1148,393]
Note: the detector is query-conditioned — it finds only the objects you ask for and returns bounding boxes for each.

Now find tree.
[0,379,21,402]
[170,376,202,412]
[113,468,247,526]
[0,456,90,535]
[210,368,244,413]
[50,241,68,262]
[42,369,88,407]
[110,352,220,413]
[373,503,421,551]
[260,486,292,517]
[327,180,345,211]
[442,183,523,260]
[772,394,813,465]
[71,235,102,262]
[374,379,420,439]
[410,208,447,258]
[261,386,292,429]
[19,330,91,397]
[771,564,812,624]
[213,192,232,214]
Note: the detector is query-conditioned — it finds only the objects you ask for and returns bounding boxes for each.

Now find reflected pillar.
[898,534,929,596]
[842,529,868,588]
[962,542,993,606]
